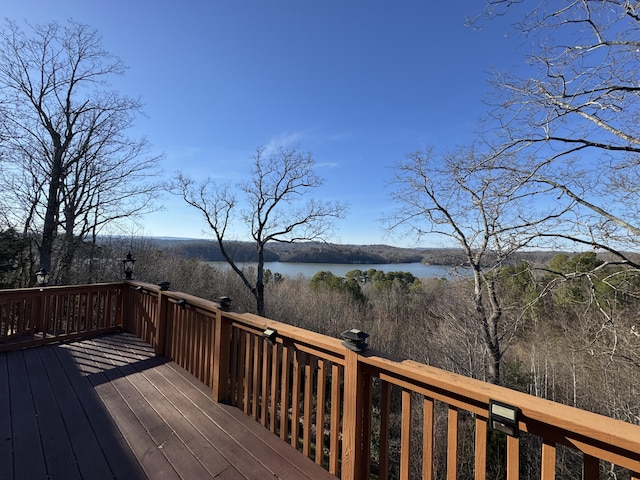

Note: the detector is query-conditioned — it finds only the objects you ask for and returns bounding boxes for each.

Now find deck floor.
[0,332,337,480]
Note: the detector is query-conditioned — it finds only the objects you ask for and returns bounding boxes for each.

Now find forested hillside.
[149,238,562,266]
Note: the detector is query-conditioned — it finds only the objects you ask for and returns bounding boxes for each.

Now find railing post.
[119,283,128,330]
[155,291,169,356]
[212,308,231,403]
[34,290,45,335]
[121,282,131,332]
[341,347,368,479]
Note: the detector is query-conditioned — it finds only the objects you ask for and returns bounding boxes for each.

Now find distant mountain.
[147,238,564,267]
[155,239,428,264]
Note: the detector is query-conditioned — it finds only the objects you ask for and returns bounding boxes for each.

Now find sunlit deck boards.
[0,333,337,480]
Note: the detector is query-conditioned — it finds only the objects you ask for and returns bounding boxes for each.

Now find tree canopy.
[0,19,161,284]
[176,145,346,316]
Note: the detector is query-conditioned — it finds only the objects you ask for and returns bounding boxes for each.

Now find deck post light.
[176,299,187,308]
[122,252,136,280]
[158,281,171,291]
[489,400,521,437]
[36,267,50,287]
[216,296,232,311]
[262,327,278,345]
[341,328,369,352]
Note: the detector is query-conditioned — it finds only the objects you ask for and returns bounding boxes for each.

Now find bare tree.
[479,0,640,264]
[470,1,640,393]
[387,147,567,384]
[0,20,161,284]
[176,145,346,316]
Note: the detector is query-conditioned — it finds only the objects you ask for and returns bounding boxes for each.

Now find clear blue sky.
[4,1,526,247]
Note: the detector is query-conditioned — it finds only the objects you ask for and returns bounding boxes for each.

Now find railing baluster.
[269,341,280,434]
[186,306,194,371]
[252,333,260,420]
[45,293,53,335]
[175,303,184,366]
[230,327,240,406]
[261,339,270,427]
[197,313,205,381]
[315,358,327,466]
[363,371,372,479]
[474,416,487,480]
[75,293,80,332]
[423,396,435,480]
[54,293,61,336]
[280,341,291,442]
[155,292,168,356]
[303,354,313,457]
[447,406,459,480]
[87,291,94,330]
[378,381,391,479]
[400,389,413,480]
[506,435,519,480]
[329,362,341,476]
[291,349,302,449]
[204,311,213,387]
[243,331,252,415]
[541,440,556,480]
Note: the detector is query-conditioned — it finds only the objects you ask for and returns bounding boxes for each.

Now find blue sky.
[4,1,526,246]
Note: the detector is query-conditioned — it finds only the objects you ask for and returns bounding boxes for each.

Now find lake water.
[207,261,468,279]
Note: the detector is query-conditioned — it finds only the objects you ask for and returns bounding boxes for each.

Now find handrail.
[2,281,639,479]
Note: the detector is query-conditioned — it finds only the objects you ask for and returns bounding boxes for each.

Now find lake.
[207,261,468,279]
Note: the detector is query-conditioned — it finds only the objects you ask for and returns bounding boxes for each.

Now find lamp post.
[122,252,136,280]
[36,267,49,287]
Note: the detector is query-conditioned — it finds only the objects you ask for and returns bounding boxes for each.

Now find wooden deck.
[0,332,337,480]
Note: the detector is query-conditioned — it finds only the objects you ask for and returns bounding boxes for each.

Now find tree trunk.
[57,216,77,284]
[40,147,63,279]
[473,270,502,385]
[256,244,266,316]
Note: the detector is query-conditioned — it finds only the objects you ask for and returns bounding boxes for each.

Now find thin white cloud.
[263,130,310,154]
[315,161,339,168]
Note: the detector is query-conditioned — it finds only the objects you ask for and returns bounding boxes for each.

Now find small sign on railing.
[489,400,521,437]
[262,327,277,345]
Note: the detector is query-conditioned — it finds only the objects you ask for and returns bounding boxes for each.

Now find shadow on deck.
[0,332,336,480]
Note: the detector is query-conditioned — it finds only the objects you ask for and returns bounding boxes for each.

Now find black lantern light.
[122,252,135,280]
[36,267,49,287]
[341,328,369,352]
[217,296,232,311]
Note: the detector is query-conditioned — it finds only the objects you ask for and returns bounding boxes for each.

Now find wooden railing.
[122,281,640,480]
[0,283,122,351]
[2,282,639,479]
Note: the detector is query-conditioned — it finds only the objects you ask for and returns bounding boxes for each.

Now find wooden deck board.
[159,361,338,480]
[51,342,148,480]
[22,348,83,480]
[1,332,337,480]
[0,350,14,480]
[7,350,48,480]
